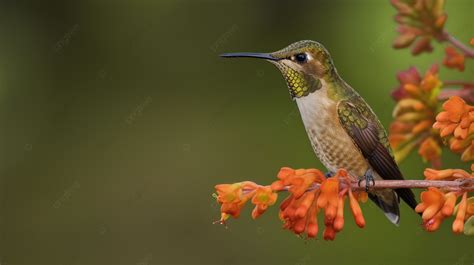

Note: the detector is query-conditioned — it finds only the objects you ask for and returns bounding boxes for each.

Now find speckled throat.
[272,62,322,99]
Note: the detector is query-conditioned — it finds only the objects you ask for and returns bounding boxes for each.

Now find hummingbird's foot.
[358,169,375,192]
[325,171,335,178]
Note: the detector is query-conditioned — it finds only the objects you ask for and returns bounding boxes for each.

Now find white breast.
[295,86,368,177]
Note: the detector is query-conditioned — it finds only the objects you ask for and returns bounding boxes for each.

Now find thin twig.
[243,179,474,194]
[348,179,474,192]
[443,81,474,88]
[441,32,474,58]
[438,88,474,103]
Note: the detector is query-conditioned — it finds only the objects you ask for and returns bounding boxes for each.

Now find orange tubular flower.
[214,181,258,222]
[280,190,319,236]
[348,189,366,228]
[433,96,474,162]
[391,0,447,55]
[323,224,336,241]
[213,168,378,240]
[418,137,442,166]
[453,193,468,234]
[333,196,345,232]
[251,186,278,219]
[416,187,458,232]
[271,167,325,198]
[318,170,366,240]
[416,167,474,234]
[213,164,472,238]
[317,177,340,222]
[424,168,472,180]
[390,65,443,167]
[443,46,465,71]
[416,187,445,221]
[455,196,474,235]
[271,167,326,238]
[442,192,457,216]
[464,198,474,235]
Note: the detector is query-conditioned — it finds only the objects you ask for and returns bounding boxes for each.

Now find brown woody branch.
[349,179,474,192]
[249,179,474,193]
[438,88,474,104]
[443,81,474,88]
[441,32,474,58]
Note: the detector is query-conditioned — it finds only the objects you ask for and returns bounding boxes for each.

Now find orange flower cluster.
[273,168,366,240]
[389,65,443,167]
[416,168,474,235]
[433,96,474,162]
[443,46,465,71]
[214,181,277,223]
[214,167,368,240]
[391,0,447,55]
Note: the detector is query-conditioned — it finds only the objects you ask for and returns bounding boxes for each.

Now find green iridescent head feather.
[269,40,337,99]
[221,40,340,99]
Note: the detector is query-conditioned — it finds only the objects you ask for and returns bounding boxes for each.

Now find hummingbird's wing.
[337,96,418,211]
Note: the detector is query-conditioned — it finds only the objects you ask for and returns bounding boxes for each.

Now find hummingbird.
[221,40,417,225]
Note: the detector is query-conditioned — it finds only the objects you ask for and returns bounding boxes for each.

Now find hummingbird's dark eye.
[294,53,307,63]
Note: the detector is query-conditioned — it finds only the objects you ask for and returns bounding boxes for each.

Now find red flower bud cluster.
[391,0,447,55]
[389,65,442,167]
[443,46,465,71]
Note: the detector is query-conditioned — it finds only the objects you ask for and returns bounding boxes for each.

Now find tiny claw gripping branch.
[358,169,375,192]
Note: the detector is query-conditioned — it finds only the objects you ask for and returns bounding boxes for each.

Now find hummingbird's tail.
[368,190,400,226]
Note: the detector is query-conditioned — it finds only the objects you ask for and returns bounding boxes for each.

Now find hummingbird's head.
[221,40,335,99]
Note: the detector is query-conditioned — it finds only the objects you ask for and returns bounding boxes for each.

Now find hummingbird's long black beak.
[220,52,280,61]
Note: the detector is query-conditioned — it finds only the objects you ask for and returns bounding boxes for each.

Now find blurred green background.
[0,0,473,264]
